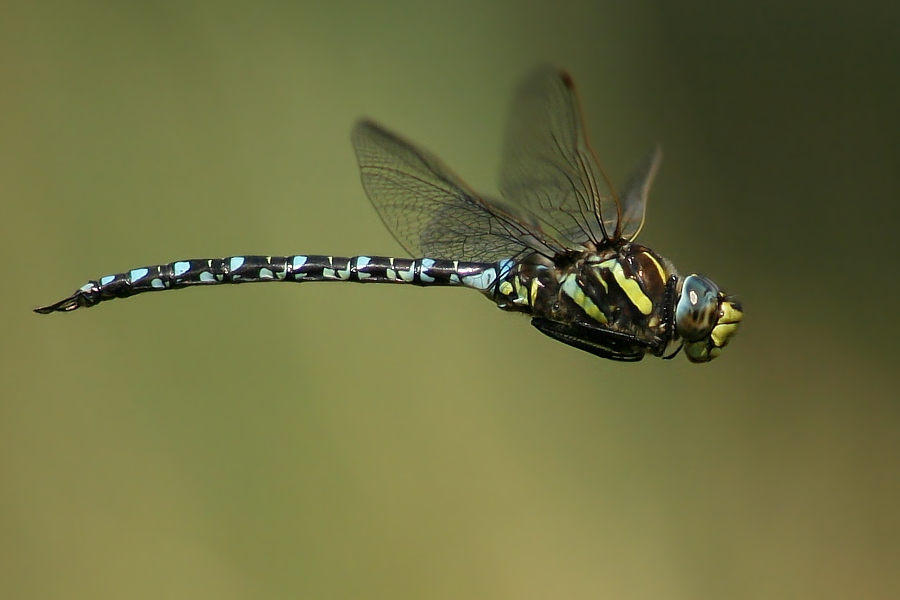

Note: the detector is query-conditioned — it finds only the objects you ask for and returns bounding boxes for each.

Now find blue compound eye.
[675,274,720,342]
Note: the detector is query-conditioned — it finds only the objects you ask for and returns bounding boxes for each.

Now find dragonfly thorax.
[492,244,681,360]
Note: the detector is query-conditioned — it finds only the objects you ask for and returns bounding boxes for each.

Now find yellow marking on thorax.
[588,264,609,292]
[642,251,667,283]
[606,259,653,315]
[529,278,541,306]
[513,276,529,306]
[499,281,514,296]
[561,273,607,324]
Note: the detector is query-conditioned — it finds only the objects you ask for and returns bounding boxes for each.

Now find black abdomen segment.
[34,254,498,313]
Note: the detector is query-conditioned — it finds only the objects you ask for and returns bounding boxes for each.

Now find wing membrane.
[499,67,647,246]
[617,145,661,241]
[352,68,653,263]
[353,119,561,263]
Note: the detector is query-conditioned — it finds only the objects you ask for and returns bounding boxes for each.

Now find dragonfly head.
[674,274,743,362]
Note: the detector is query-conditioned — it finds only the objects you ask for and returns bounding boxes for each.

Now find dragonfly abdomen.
[34,254,503,313]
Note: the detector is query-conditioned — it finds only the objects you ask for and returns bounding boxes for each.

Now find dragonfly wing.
[617,145,661,241]
[353,119,559,263]
[499,67,643,247]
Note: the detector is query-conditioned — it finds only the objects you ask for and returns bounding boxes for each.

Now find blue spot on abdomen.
[174,261,190,277]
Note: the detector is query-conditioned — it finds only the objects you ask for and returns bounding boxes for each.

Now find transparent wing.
[353,119,564,263]
[499,67,650,246]
[617,145,661,241]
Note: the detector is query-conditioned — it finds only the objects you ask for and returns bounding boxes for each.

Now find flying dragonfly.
[35,68,742,362]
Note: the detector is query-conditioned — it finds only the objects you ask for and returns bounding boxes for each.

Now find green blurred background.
[3,1,898,599]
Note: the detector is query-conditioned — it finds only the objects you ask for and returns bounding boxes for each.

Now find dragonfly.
[35,67,742,362]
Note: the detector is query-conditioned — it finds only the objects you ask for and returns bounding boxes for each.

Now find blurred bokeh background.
[3,1,898,599]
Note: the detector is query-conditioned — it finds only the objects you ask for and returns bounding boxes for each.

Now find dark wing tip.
[527,66,575,90]
[351,118,376,142]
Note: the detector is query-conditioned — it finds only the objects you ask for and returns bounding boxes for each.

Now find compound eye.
[675,274,720,342]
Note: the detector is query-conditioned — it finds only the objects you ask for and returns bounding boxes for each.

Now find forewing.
[617,145,661,241]
[499,67,628,246]
[353,119,552,263]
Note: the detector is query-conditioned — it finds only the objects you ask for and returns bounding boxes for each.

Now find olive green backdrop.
[3,2,898,599]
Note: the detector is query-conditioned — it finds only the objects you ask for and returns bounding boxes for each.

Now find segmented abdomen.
[34,255,504,313]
